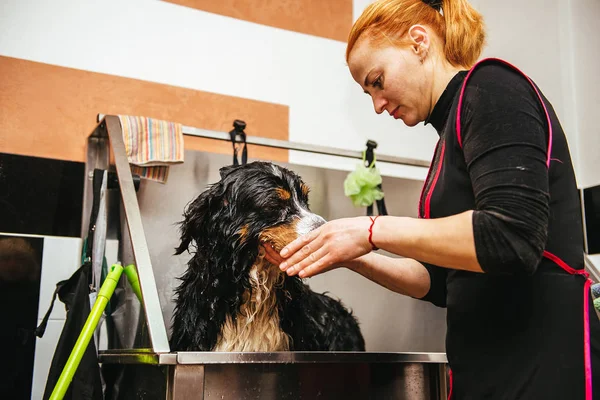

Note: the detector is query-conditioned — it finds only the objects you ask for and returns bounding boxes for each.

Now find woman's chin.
[400,115,419,127]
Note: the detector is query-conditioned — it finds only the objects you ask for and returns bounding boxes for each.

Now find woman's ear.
[408,24,430,56]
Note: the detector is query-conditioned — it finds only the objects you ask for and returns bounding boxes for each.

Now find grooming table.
[80,115,449,399]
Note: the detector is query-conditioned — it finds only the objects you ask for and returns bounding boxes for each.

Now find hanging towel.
[117,115,184,183]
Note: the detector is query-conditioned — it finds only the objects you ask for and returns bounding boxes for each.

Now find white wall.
[0,0,431,181]
[5,0,594,184]
[568,0,600,188]
[353,0,600,188]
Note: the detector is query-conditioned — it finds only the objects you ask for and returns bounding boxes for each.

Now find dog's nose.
[296,211,326,236]
[313,214,326,228]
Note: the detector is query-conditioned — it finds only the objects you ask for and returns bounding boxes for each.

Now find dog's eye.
[275,188,291,201]
[300,183,310,198]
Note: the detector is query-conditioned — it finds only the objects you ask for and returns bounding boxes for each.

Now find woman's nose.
[372,95,388,115]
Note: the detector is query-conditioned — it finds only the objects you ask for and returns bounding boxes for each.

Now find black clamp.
[228,119,248,166]
[364,140,388,217]
[365,139,378,168]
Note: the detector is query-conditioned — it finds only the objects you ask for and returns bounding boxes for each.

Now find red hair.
[346,0,486,69]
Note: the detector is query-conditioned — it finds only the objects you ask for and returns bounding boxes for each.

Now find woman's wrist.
[369,215,415,253]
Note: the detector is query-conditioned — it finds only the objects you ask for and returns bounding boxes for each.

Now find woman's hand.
[274,217,376,278]
[263,243,286,266]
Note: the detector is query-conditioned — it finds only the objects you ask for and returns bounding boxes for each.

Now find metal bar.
[97,114,430,168]
[81,124,110,238]
[104,115,171,353]
[176,351,448,365]
[438,364,449,400]
[183,126,431,168]
[581,188,590,254]
[98,351,177,365]
[170,365,204,400]
[585,253,600,283]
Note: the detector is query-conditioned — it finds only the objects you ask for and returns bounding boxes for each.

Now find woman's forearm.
[371,211,484,273]
[346,252,431,299]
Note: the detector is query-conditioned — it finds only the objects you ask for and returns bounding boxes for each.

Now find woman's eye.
[373,76,383,89]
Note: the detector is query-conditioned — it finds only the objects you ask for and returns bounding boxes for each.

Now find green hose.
[123,264,143,303]
[48,264,124,400]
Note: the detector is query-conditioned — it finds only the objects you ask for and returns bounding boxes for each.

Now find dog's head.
[175,161,325,283]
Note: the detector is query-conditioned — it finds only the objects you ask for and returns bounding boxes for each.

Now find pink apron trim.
[543,251,592,400]
[456,57,553,168]
[543,251,589,277]
[448,367,454,400]
[584,278,593,400]
[423,142,446,219]
[450,56,591,398]
[418,139,443,218]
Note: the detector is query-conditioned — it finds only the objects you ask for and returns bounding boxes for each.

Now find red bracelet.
[368,216,379,250]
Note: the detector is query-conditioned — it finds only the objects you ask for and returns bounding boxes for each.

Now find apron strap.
[543,251,593,400]
[456,57,553,169]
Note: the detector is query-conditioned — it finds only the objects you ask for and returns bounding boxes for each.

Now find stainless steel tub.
[100,351,449,400]
[90,118,449,400]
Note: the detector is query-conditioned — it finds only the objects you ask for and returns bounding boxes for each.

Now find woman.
[264,0,600,398]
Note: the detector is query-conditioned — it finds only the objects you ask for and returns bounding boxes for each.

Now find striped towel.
[117,115,184,183]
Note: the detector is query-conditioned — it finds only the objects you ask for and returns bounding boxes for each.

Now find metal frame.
[86,114,450,399]
[84,116,171,353]
[97,113,431,168]
[86,115,437,356]
[98,351,448,365]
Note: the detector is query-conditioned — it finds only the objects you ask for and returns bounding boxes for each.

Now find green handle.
[124,264,143,303]
[49,264,124,400]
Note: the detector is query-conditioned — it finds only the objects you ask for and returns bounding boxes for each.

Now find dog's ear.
[174,182,225,255]
[219,165,239,180]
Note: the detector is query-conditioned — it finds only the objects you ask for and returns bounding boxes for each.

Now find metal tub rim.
[98,350,448,365]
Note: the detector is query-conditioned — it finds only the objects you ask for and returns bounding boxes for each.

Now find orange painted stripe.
[0,56,288,163]
[163,0,353,42]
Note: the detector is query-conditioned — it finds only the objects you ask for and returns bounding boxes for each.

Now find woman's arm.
[278,212,482,279]
[344,252,432,298]
[264,243,432,298]
[371,211,482,273]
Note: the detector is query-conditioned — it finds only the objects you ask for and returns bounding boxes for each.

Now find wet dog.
[170,162,365,352]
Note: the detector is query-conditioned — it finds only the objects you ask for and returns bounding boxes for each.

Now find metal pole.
[104,115,171,353]
[97,114,430,168]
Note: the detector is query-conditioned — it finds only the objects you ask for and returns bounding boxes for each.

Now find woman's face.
[348,37,431,127]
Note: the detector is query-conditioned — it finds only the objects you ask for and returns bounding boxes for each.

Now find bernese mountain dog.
[170,161,365,352]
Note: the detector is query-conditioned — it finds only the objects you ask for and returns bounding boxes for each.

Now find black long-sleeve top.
[417,59,600,399]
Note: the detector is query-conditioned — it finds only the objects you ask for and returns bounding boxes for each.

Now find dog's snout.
[296,210,326,236]
[313,214,326,228]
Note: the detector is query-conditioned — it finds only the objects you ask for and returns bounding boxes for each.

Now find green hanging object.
[344,153,385,208]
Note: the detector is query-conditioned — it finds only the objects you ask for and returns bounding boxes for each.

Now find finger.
[263,243,284,265]
[285,246,329,276]
[264,250,279,266]
[280,226,322,259]
[298,253,336,279]
[280,234,324,272]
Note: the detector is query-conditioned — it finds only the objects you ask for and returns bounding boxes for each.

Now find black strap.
[229,119,248,166]
[422,0,442,11]
[85,169,105,260]
[365,140,388,216]
[35,280,65,338]
[36,169,106,338]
